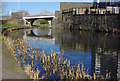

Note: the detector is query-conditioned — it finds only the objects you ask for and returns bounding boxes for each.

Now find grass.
[1,24,22,27]
[9,66,22,70]
[33,24,48,26]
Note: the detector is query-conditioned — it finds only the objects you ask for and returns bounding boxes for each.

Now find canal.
[6,27,120,79]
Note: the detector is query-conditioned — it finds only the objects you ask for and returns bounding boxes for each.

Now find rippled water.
[7,27,120,79]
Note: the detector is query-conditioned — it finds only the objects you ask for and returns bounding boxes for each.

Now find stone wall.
[55,2,93,28]
[11,12,23,19]
[62,14,120,32]
[54,11,62,28]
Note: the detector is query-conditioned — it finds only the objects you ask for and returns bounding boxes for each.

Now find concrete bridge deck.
[23,15,55,27]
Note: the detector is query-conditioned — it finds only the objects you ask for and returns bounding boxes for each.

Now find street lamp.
[18,0,19,12]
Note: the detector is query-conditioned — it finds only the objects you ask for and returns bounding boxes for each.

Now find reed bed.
[2,34,111,80]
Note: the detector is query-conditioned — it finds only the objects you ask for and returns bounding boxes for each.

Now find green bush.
[1,24,21,27]
[40,20,48,24]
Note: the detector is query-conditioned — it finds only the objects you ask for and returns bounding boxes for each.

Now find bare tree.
[0,1,6,14]
[19,9,30,16]
[0,1,2,13]
[0,2,8,17]
[37,11,54,16]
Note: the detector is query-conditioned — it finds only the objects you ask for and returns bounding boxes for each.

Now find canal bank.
[2,40,29,79]
[1,26,33,80]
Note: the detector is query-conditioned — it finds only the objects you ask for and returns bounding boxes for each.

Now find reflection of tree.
[7,30,24,40]
[53,30,120,53]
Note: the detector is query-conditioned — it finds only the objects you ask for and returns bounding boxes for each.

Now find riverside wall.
[62,14,120,32]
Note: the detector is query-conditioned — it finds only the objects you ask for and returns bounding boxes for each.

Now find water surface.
[8,27,120,79]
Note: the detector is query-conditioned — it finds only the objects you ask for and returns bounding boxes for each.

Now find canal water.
[7,27,120,79]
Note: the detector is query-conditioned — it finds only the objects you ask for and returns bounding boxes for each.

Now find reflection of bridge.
[23,29,55,41]
[23,15,55,27]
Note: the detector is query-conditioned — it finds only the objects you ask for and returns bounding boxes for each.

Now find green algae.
[9,66,22,70]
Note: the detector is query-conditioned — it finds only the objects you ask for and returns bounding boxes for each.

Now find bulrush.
[108,72,111,79]
[105,72,111,79]
[65,70,68,79]
[28,53,31,59]
[47,55,50,64]
[52,52,56,59]
[62,59,67,66]
[51,50,54,58]
[93,73,96,80]
[61,67,65,76]
[67,60,70,69]
[17,61,21,66]
[71,66,74,79]
[2,34,111,80]
[68,69,72,78]
[29,71,34,79]
[31,54,34,60]
[75,69,79,79]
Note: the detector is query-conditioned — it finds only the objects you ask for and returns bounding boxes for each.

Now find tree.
[0,1,7,15]
[85,8,89,14]
[19,9,30,16]
[0,1,2,13]
[38,11,54,16]
[34,19,48,25]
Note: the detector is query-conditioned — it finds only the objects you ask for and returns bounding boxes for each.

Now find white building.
[93,0,120,8]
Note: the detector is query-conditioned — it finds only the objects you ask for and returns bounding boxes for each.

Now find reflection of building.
[117,53,120,79]
[91,48,118,78]
[52,30,120,79]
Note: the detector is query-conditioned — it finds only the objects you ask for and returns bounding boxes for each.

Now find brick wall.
[60,2,93,11]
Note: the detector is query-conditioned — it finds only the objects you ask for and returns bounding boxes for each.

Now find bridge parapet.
[23,15,55,27]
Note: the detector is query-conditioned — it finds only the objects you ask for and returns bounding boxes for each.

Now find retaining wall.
[62,14,120,32]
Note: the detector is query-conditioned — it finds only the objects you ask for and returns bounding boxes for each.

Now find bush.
[85,8,89,14]
[40,20,48,24]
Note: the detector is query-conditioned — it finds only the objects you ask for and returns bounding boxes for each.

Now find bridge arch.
[23,16,55,27]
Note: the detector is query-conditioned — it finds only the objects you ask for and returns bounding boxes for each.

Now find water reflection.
[52,30,120,79]
[8,27,120,79]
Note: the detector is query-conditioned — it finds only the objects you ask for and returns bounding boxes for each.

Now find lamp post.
[18,0,19,12]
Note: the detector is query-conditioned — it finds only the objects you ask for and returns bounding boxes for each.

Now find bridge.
[23,29,55,42]
[23,15,56,27]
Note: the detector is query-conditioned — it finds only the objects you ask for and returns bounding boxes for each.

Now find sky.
[2,1,93,16]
